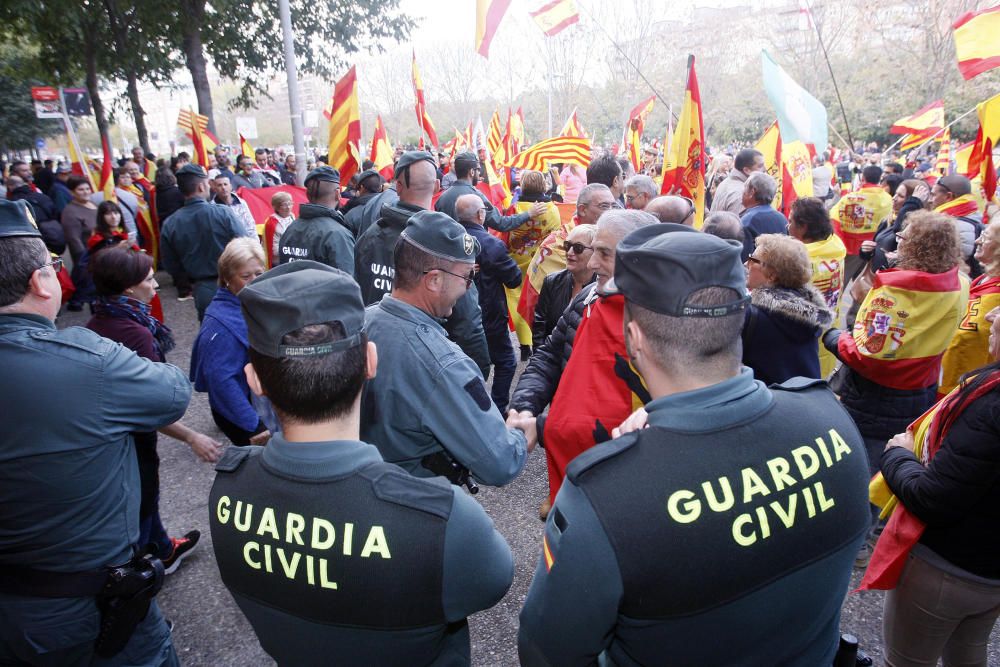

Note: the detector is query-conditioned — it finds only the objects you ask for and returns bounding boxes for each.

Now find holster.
[94,554,165,658]
[421,451,479,494]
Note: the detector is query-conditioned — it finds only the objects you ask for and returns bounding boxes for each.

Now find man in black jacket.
[532,224,596,350]
[277,166,354,274]
[435,151,545,232]
[341,169,384,238]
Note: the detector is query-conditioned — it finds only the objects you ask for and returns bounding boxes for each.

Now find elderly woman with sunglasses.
[532,224,597,349]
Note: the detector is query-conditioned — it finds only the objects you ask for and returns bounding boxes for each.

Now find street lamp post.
[278,0,307,186]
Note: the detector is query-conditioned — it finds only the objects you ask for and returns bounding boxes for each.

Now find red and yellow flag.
[177,109,219,153]
[411,52,439,148]
[511,106,526,152]
[968,93,1000,206]
[559,108,586,138]
[660,56,705,227]
[529,0,579,37]
[239,133,255,160]
[624,95,655,173]
[327,65,362,184]
[65,120,95,191]
[837,267,968,390]
[486,109,503,157]
[99,133,116,202]
[831,185,893,254]
[955,140,976,177]
[890,100,944,151]
[934,128,952,175]
[505,136,591,172]
[475,0,512,58]
[187,109,210,169]
[939,274,1000,396]
[369,114,394,180]
[953,4,1000,81]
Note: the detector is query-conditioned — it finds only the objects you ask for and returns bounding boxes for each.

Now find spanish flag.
[660,55,705,228]
[968,93,1000,206]
[955,140,975,177]
[529,0,579,37]
[239,133,255,160]
[624,95,655,173]
[411,53,439,147]
[890,100,944,151]
[939,274,1000,397]
[837,267,968,390]
[805,233,847,378]
[99,133,116,203]
[753,122,813,217]
[369,115,394,180]
[65,121,95,191]
[475,0,511,58]
[953,4,1000,81]
[327,65,362,185]
[188,109,211,169]
[755,121,784,206]
[505,136,591,172]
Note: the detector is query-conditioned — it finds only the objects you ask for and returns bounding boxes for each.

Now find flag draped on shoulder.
[761,50,828,153]
[624,95,655,173]
[476,0,512,58]
[239,133,255,160]
[369,115,394,180]
[661,55,706,227]
[327,65,362,184]
[411,53,439,147]
[953,4,1000,81]
[99,133,116,202]
[890,100,945,151]
[505,136,591,171]
[529,0,579,36]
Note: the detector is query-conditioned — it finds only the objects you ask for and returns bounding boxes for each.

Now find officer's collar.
[0,311,56,330]
[645,367,772,432]
[377,295,448,328]
[261,432,384,478]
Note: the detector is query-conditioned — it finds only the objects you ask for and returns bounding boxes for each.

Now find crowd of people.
[1,134,999,667]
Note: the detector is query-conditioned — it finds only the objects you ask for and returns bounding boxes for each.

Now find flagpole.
[802,0,854,149]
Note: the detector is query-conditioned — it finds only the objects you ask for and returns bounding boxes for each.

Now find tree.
[0,46,63,154]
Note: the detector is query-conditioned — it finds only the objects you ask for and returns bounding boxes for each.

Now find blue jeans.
[486,329,516,414]
[139,504,172,558]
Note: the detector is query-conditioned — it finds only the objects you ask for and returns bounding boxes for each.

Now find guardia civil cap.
[176,163,208,178]
[400,210,480,264]
[0,199,41,239]
[356,168,383,189]
[453,151,479,168]
[239,260,365,358]
[393,150,436,179]
[304,165,340,185]
[602,225,749,318]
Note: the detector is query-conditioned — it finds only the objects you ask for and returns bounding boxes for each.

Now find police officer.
[277,166,354,274]
[435,151,545,231]
[355,151,490,377]
[518,230,871,666]
[160,163,252,320]
[210,261,514,666]
[361,210,536,487]
[0,199,191,666]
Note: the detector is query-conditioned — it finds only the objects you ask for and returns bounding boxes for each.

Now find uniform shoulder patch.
[367,468,454,520]
[771,376,827,393]
[215,446,253,473]
[463,378,492,412]
[566,431,640,483]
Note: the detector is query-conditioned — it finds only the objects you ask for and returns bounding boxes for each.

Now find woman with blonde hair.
[263,190,295,268]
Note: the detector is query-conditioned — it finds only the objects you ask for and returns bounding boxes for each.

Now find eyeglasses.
[679,196,696,221]
[424,266,478,288]
[38,258,63,273]
[895,233,907,243]
[582,200,617,211]
[562,241,592,255]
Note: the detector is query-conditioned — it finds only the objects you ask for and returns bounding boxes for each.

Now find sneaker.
[162,530,200,575]
[854,542,873,569]
[176,294,193,302]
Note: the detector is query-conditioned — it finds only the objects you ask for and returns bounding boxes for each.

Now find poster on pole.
[31,87,62,119]
[62,88,92,116]
[235,116,258,139]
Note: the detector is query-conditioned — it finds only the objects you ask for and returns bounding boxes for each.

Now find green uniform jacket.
[277,203,355,275]
[160,197,250,281]
[435,181,530,232]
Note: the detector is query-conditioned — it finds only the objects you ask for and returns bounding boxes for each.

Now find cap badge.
[463,234,474,255]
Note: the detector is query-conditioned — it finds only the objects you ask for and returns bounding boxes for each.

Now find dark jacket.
[342,191,378,238]
[277,203,354,274]
[532,269,594,350]
[156,184,185,223]
[881,384,1000,579]
[10,185,56,222]
[461,222,521,336]
[510,284,594,416]
[435,180,530,232]
[358,188,398,238]
[740,205,788,261]
[742,285,832,386]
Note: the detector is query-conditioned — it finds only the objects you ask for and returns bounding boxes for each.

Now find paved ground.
[57,275,999,666]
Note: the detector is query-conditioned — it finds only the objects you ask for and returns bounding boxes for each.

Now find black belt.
[0,564,113,598]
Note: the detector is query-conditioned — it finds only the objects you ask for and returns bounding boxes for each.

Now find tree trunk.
[125,72,150,152]
[180,0,216,135]
[102,0,150,152]
[83,37,110,148]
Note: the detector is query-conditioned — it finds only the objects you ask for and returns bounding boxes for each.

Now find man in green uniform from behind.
[277,166,354,274]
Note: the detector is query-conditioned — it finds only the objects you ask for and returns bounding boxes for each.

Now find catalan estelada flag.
[529,0,579,37]
[890,100,944,151]
[953,4,1000,81]
[369,115,394,180]
[327,65,362,185]
[239,133,255,160]
[624,95,655,173]
[661,55,705,227]
[99,133,116,203]
[505,136,591,172]
[837,266,968,390]
[475,0,511,58]
[411,53,439,148]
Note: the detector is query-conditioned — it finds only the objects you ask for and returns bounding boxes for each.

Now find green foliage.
[0,46,64,150]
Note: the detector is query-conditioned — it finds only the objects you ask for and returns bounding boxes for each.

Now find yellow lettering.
[306,555,315,585]
[755,506,771,539]
[770,494,797,529]
[361,526,391,559]
[286,513,305,546]
[829,429,852,461]
[319,559,338,590]
[244,541,261,569]
[277,547,300,579]
[791,445,820,480]
[766,456,796,492]
[311,518,335,550]
[701,477,734,512]
[815,481,835,512]
[742,467,771,503]
[216,495,231,524]
[732,514,756,546]
[234,501,253,532]
[343,522,354,556]
[263,543,273,573]
[803,485,816,518]
[667,489,702,523]
[815,436,833,467]
[257,508,280,540]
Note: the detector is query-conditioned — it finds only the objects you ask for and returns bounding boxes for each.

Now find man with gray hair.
[624,175,656,210]
[644,195,696,225]
[739,171,787,261]
[510,209,667,517]
[702,211,743,242]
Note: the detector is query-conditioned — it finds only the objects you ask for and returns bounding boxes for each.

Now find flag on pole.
[953,4,1000,81]
[239,133,255,160]
[660,55,706,227]
[761,50,828,153]
[64,120,95,191]
[177,109,220,151]
[369,115,394,180]
[327,65,362,185]
[504,136,591,171]
[99,133,116,202]
[624,95,655,173]
[411,52,439,147]
[187,109,210,168]
[934,128,952,175]
[529,0,580,36]
[969,93,1000,210]
[955,141,975,178]
[559,109,586,138]
[511,106,526,152]
[890,100,945,151]
[487,110,503,157]
[476,0,512,58]
[755,121,784,208]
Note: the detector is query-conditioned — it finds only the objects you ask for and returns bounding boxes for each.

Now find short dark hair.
[177,171,207,196]
[790,197,833,241]
[155,168,177,189]
[734,149,763,172]
[884,162,904,175]
[862,165,882,185]
[96,201,124,236]
[392,238,448,291]
[248,322,367,424]
[254,148,267,156]
[66,175,89,191]
[0,237,48,307]
[89,246,153,296]
[454,159,478,179]
[586,152,622,189]
[882,173,904,196]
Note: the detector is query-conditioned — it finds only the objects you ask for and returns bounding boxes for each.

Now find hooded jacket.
[742,285,833,385]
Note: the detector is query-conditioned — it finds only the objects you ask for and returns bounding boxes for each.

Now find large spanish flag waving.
[890,100,945,151]
[476,0,512,58]
[239,133,255,160]
[953,4,1000,81]
[327,65,362,184]
[837,267,968,391]
[660,55,705,227]
[624,95,655,173]
[968,93,1000,208]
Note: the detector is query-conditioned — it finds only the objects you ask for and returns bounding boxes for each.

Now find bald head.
[397,160,438,208]
[455,193,486,225]
[645,195,695,225]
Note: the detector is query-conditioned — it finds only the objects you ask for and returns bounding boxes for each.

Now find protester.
[702,210,743,241]
[190,238,268,446]
[739,171,788,261]
[832,165,894,280]
[155,167,185,222]
[861,178,929,266]
[532,224,596,349]
[436,151,543,232]
[624,174,656,210]
[710,148,764,215]
[742,234,832,384]
[544,167,563,202]
[585,152,625,200]
[559,163,586,204]
[930,174,983,275]
[60,175,99,266]
[645,195,696,225]
[49,164,73,215]
[262,190,294,268]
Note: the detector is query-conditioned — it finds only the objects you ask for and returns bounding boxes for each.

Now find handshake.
[506,410,539,453]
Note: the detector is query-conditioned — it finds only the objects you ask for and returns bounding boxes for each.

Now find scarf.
[516,215,577,327]
[94,295,175,357]
[861,370,1000,590]
[934,194,979,219]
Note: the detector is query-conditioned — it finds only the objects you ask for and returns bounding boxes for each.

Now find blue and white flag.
[761,50,828,151]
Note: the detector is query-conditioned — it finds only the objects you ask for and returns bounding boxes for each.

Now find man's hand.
[528,202,548,219]
[249,430,271,446]
[860,240,876,254]
[507,409,538,453]
[885,431,915,453]
[188,433,223,463]
[612,407,648,438]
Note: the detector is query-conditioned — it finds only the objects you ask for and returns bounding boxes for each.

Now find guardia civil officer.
[209,260,514,666]
[0,199,191,666]
[361,210,535,487]
[518,229,871,666]
[355,151,490,377]
[160,163,252,320]
[276,166,354,274]
[435,151,545,231]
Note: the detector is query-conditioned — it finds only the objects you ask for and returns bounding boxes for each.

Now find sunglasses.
[562,241,592,255]
[425,266,478,288]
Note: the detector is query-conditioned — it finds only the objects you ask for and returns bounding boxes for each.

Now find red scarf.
[263,214,281,268]
[935,194,979,219]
